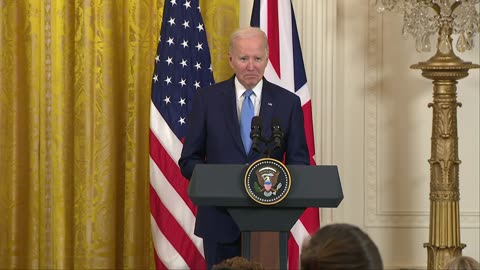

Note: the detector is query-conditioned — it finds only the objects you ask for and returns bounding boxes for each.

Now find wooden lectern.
[188,164,343,270]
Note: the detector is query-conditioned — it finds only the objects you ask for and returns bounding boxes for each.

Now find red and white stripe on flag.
[250,0,320,269]
[150,0,214,269]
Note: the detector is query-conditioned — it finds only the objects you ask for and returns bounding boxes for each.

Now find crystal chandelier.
[376,0,480,53]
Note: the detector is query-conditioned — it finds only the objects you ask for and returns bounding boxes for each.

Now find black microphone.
[250,116,262,153]
[271,118,284,152]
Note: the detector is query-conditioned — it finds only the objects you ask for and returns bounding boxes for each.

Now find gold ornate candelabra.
[412,24,479,270]
[376,0,479,269]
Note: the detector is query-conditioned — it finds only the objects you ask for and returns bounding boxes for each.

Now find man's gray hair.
[229,26,269,55]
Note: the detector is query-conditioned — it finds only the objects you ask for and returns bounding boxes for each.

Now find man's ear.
[228,54,233,67]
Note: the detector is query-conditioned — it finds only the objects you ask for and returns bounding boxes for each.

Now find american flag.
[250,0,319,269]
[149,0,213,269]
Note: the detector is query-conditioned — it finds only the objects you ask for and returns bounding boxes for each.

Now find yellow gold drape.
[0,0,239,269]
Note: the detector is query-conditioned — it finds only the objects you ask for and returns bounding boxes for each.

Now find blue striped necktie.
[240,90,254,154]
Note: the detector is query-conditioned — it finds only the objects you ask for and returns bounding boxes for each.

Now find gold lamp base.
[411,32,479,269]
[375,0,479,268]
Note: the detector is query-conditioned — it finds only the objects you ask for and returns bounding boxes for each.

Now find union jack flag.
[251,1,319,269]
[149,0,213,269]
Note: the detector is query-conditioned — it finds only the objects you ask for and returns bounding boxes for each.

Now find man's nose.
[246,60,255,70]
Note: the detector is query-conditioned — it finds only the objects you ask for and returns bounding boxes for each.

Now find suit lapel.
[259,79,274,140]
[221,78,245,154]
[245,79,275,159]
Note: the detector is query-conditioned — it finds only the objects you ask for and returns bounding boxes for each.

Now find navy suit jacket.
[178,76,309,243]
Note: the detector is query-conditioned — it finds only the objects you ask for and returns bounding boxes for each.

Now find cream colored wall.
[240,0,479,269]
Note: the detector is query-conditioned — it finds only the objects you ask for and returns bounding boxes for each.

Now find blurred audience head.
[212,256,265,270]
[301,223,383,270]
[444,255,480,270]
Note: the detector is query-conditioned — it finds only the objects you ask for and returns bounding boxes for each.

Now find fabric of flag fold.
[149,0,214,269]
[250,0,320,269]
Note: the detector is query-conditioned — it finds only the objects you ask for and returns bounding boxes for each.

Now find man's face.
[228,35,268,90]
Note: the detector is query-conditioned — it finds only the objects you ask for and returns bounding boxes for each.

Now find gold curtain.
[0,0,239,269]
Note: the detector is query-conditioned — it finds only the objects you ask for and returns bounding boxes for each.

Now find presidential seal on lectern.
[244,158,291,205]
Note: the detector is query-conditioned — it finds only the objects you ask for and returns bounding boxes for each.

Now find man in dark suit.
[178,26,309,269]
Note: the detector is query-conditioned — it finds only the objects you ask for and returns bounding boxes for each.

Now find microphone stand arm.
[256,136,276,158]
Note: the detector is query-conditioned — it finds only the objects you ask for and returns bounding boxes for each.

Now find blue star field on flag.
[151,0,214,140]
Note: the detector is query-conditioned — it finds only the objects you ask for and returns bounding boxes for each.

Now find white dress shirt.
[235,77,263,122]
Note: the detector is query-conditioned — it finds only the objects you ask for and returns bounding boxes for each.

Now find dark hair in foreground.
[301,223,383,270]
[212,256,265,270]
[444,255,480,270]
